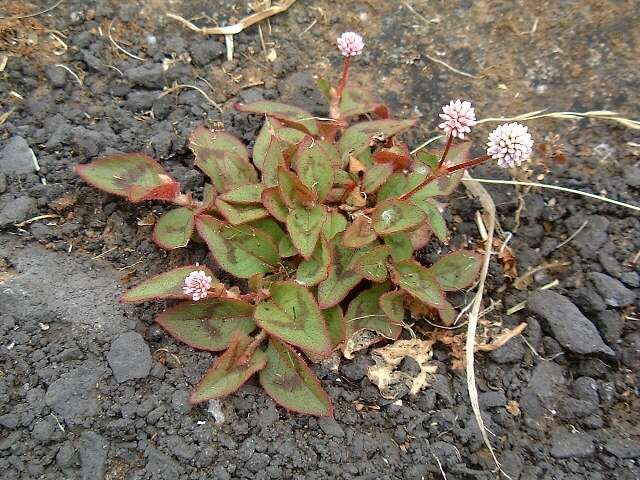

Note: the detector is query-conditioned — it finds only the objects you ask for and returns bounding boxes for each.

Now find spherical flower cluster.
[183,270,212,301]
[486,122,534,168]
[438,100,477,139]
[337,31,364,57]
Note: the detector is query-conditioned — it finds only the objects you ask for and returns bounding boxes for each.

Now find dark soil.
[1,1,639,479]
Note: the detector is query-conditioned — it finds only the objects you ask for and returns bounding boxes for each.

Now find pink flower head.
[487,122,534,168]
[337,31,364,57]
[438,99,477,139]
[183,270,212,301]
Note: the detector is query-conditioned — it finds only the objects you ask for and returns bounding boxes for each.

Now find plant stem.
[445,155,491,174]
[437,133,453,169]
[237,330,268,366]
[329,56,351,120]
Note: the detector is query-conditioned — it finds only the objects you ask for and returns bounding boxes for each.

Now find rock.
[589,272,636,307]
[569,215,609,258]
[0,173,6,193]
[571,377,599,404]
[165,435,195,460]
[126,63,166,89]
[0,413,20,429]
[0,194,36,226]
[0,136,35,175]
[479,390,507,408]
[570,286,606,314]
[550,429,594,458]
[604,438,640,458]
[528,290,614,356]
[171,390,192,414]
[623,166,640,187]
[72,127,105,158]
[520,362,565,418]
[31,416,59,443]
[107,331,152,383]
[621,271,640,288]
[79,431,109,480]
[46,65,67,87]
[489,339,526,363]
[318,417,345,438]
[621,333,640,369]
[146,448,183,479]
[595,310,624,344]
[190,40,225,66]
[126,91,158,111]
[557,397,598,420]
[45,362,104,423]
[56,441,77,468]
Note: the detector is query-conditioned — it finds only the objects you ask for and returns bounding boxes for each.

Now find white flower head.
[438,99,477,139]
[183,270,212,301]
[487,122,534,168]
[337,31,364,57]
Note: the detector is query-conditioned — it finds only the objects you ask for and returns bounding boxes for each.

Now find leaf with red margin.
[219,184,266,204]
[189,126,258,192]
[155,298,256,351]
[121,265,216,303]
[235,101,319,136]
[408,223,432,251]
[413,198,448,243]
[196,215,279,278]
[153,207,195,249]
[322,211,348,240]
[286,206,325,259]
[291,137,334,202]
[372,198,427,235]
[296,236,332,286]
[338,119,416,162]
[390,260,445,308]
[261,187,289,222]
[339,87,387,119]
[277,167,317,209]
[259,338,333,416]
[372,144,412,171]
[75,153,180,203]
[345,283,402,340]
[428,250,482,291]
[362,163,394,194]
[215,198,269,225]
[195,183,217,214]
[323,305,345,350]
[253,117,280,171]
[353,245,390,282]
[435,299,457,326]
[342,215,377,248]
[189,331,266,404]
[383,232,413,262]
[254,281,332,355]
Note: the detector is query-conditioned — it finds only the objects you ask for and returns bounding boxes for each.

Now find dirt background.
[0,0,639,479]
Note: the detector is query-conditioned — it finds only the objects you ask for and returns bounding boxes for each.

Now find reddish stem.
[237,330,268,366]
[437,133,454,169]
[329,56,351,120]
[445,155,491,174]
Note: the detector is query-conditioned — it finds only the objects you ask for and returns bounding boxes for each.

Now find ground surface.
[0,0,639,479]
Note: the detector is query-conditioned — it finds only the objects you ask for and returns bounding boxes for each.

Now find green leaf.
[278,234,298,258]
[428,250,482,291]
[155,298,256,351]
[296,236,331,286]
[76,153,180,202]
[317,140,342,169]
[219,184,266,204]
[259,338,333,416]
[316,77,332,99]
[317,234,366,308]
[435,299,457,326]
[416,150,439,169]
[377,167,429,201]
[339,87,385,118]
[338,119,416,161]
[372,199,427,235]
[278,167,317,209]
[235,101,319,136]
[345,283,402,340]
[189,126,258,192]
[353,245,390,282]
[196,215,279,278]
[292,139,334,202]
[189,331,266,404]
[383,232,413,262]
[415,199,448,243]
[342,215,377,248]
[253,117,277,171]
[261,135,287,187]
[323,305,345,349]
[322,211,348,240]
[250,218,286,246]
[286,206,325,259]
[196,183,217,214]
[152,207,195,249]
[379,290,406,328]
[362,163,394,194]
[121,265,216,303]
[261,187,289,222]
[390,260,445,307]
[254,282,332,355]
[215,199,269,225]
[412,171,464,199]
[408,223,432,250]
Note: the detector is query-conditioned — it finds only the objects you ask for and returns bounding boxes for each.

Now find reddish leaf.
[121,265,216,303]
[152,207,195,250]
[342,215,377,248]
[261,187,289,222]
[278,167,317,209]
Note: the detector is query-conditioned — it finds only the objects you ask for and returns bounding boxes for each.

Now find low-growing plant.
[77,32,533,416]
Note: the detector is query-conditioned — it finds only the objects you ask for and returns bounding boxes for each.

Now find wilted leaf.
[261,187,289,222]
[428,250,482,291]
[353,245,390,282]
[189,126,258,192]
[390,260,445,307]
[342,214,377,248]
[235,101,319,136]
[259,338,333,416]
[278,167,317,209]
[254,282,332,355]
[189,331,266,404]
[155,298,256,351]
[292,138,334,202]
[219,184,266,204]
[286,206,325,259]
[121,265,216,303]
[322,211,348,240]
[196,215,279,278]
[296,237,332,286]
[215,199,269,225]
[75,153,180,202]
[152,207,195,249]
[372,199,426,235]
